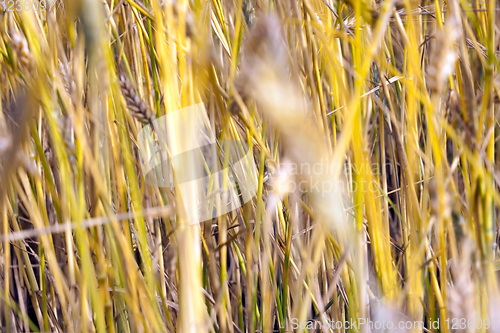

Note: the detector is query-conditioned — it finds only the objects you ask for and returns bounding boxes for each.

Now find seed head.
[11,32,34,71]
[119,75,154,125]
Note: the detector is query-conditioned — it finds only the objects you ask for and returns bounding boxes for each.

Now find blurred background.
[0,0,499,332]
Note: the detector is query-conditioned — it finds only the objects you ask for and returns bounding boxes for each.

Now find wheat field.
[0,0,499,332]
